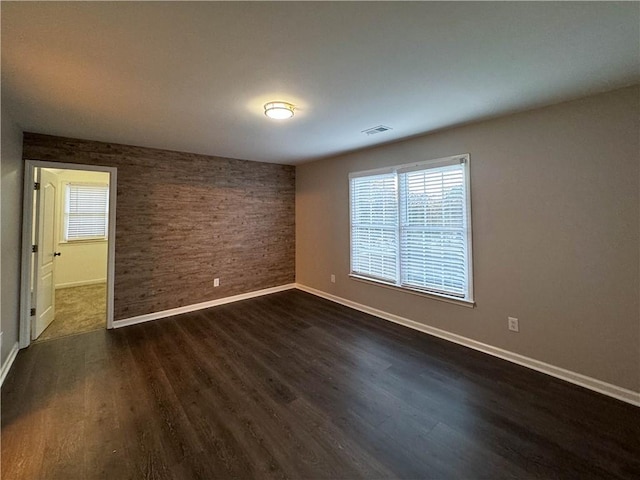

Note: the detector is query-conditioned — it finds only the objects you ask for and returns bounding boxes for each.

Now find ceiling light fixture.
[264,101,295,120]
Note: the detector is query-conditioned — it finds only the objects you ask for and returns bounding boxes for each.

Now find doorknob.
[53,252,61,257]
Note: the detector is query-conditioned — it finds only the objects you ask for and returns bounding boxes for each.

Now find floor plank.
[2,289,639,479]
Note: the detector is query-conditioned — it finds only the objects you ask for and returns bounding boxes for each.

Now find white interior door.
[33,168,59,339]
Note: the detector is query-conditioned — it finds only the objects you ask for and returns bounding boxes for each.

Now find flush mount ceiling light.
[264,101,295,120]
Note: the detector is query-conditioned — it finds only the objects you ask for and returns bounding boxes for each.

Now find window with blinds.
[349,155,473,303]
[350,173,398,282]
[64,183,110,241]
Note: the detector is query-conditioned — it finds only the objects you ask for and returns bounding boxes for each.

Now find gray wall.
[296,85,640,392]
[1,107,23,366]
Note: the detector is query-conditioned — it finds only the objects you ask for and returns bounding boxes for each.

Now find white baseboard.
[113,283,297,329]
[56,278,107,289]
[295,283,640,407]
[0,342,20,388]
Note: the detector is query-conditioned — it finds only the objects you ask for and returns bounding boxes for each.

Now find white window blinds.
[399,164,468,297]
[349,155,473,302]
[350,173,398,282]
[64,183,109,241]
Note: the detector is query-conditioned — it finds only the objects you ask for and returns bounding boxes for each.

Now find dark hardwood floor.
[2,289,639,479]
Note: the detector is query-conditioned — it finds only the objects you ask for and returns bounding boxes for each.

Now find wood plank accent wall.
[23,133,295,320]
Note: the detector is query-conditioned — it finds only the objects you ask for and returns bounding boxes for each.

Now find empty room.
[1,2,639,479]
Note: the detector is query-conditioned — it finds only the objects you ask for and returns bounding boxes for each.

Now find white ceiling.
[2,2,639,165]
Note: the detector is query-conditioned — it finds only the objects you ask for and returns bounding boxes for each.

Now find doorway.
[20,161,117,347]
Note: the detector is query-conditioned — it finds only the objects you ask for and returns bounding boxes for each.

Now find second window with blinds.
[63,183,110,242]
[349,154,473,304]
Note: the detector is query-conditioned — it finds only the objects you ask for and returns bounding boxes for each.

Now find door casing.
[19,160,117,348]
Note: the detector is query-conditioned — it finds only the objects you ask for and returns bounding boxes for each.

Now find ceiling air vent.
[362,125,393,136]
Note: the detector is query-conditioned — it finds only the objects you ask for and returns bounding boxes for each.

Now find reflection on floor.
[37,283,106,342]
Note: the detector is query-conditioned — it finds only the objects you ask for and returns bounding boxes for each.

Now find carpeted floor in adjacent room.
[37,283,106,342]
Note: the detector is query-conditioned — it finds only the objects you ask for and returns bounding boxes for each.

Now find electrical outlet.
[331,274,336,283]
[214,278,220,287]
[508,317,519,332]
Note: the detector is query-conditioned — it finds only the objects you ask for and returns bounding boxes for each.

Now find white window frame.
[62,182,110,243]
[349,154,474,306]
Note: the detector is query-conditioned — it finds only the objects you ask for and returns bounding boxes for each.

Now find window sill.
[349,274,475,308]
[59,239,108,245]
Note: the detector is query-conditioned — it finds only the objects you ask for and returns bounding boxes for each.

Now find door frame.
[19,160,118,348]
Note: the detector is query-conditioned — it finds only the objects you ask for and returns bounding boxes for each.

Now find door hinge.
[34,182,40,191]
[32,244,38,253]
[30,308,36,316]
